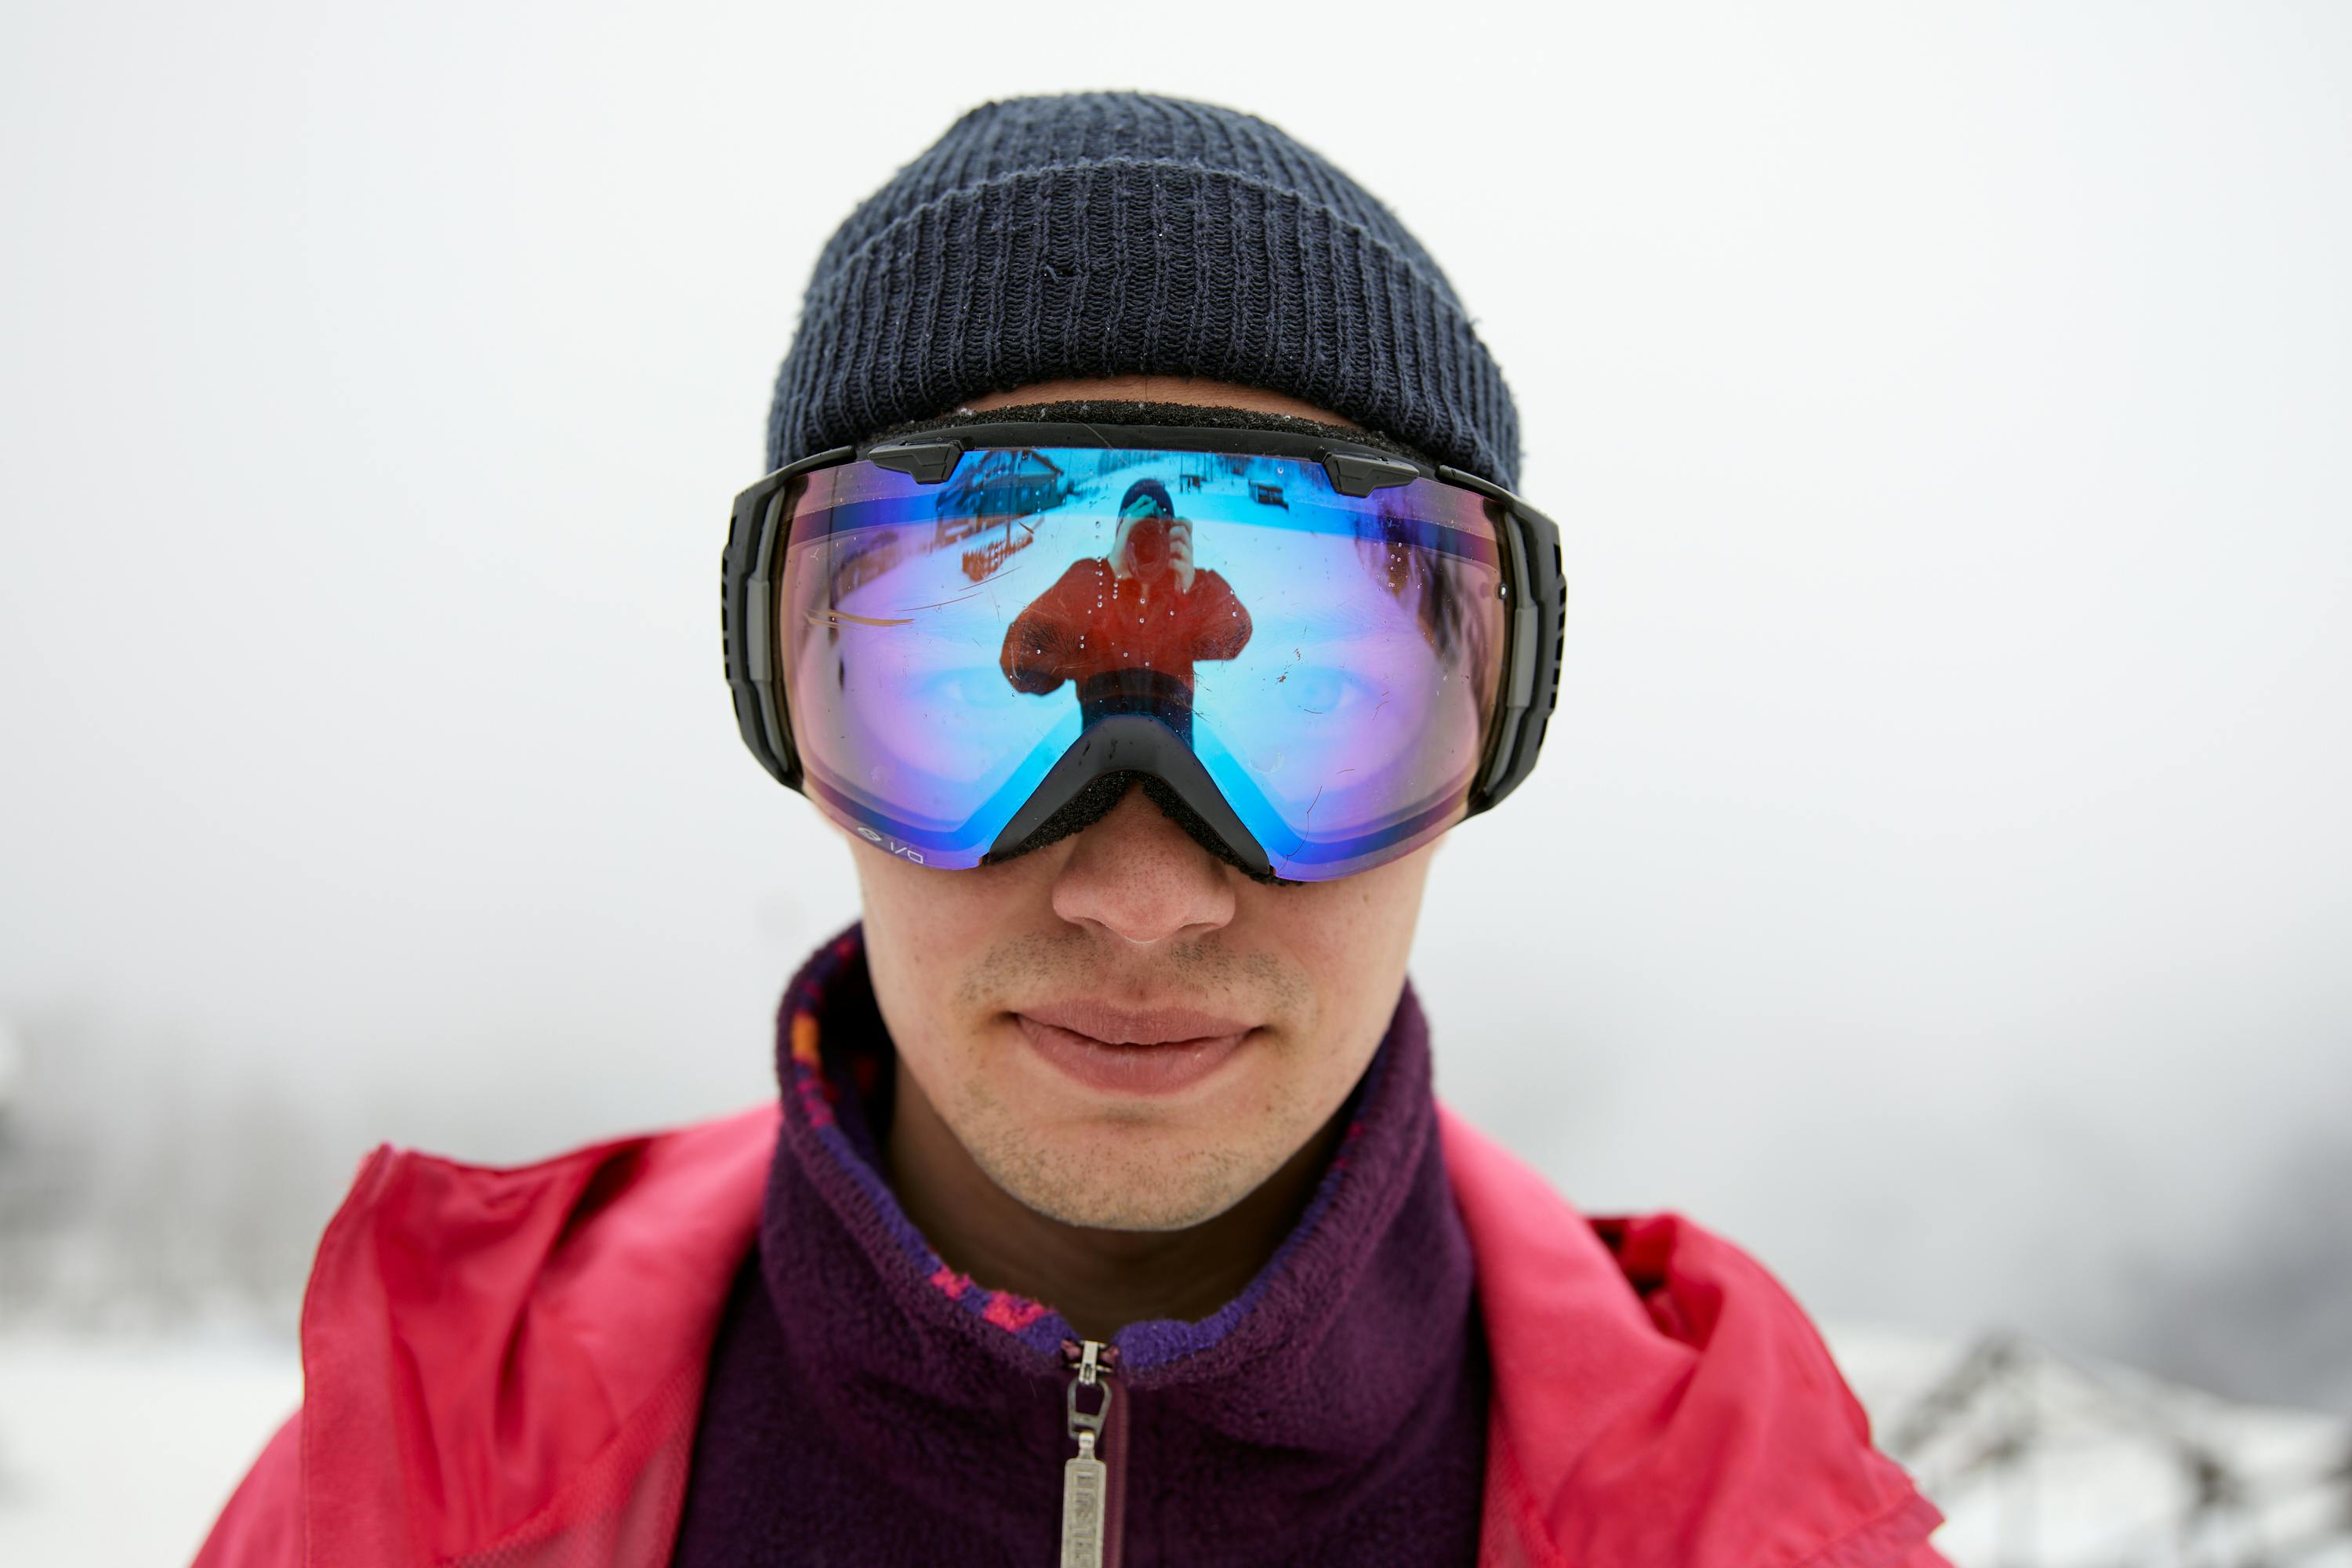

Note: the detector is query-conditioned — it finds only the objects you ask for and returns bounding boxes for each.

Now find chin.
[993,1127,1265,1232]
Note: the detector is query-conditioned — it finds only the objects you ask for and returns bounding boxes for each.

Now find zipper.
[1058,1338,1127,1568]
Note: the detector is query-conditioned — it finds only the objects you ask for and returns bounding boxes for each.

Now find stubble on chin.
[956,1065,1269,1230]
[928,928,1319,1231]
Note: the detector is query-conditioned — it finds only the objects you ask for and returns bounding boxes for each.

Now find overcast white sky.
[3,2,2348,1406]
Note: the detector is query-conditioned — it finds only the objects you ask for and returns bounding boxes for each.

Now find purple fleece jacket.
[670,927,1488,1566]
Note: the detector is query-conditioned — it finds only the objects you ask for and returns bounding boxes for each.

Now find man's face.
[846,376,1439,1232]
[850,788,1436,1232]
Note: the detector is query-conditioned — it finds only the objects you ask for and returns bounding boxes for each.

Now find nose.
[1050,783,1239,947]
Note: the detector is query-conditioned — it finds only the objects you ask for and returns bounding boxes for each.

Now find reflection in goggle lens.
[778,447,1506,880]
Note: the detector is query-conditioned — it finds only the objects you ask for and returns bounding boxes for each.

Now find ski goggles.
[723,419,1563,883]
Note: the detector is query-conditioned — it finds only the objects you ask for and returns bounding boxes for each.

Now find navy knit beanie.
[767,93,1522,489]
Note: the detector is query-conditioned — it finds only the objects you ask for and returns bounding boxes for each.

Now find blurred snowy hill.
[1844,1330,2352,1566]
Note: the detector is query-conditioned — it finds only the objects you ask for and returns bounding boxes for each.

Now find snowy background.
[4,2,2350,1561]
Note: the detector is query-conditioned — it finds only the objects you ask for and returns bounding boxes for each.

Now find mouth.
[1012,1001,1258,1097]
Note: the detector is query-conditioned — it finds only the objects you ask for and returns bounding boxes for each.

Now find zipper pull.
[1059,1339,1115,1568]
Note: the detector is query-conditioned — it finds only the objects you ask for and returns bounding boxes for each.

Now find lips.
[1019,1001,1254,1045]
[1013,1000,1258,1096]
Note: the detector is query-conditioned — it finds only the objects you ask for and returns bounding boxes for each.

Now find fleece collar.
[766,925,1448,1370]
[739,924,1487,1562]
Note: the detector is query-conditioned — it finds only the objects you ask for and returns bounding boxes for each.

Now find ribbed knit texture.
[768,93,1522,489]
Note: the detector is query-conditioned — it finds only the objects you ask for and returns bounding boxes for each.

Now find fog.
[3,2,2348,1414]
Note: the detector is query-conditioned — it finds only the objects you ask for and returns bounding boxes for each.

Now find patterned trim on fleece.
[773,923,1391,1369]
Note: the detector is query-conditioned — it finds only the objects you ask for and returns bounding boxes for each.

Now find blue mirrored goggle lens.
[777,447,1506,879]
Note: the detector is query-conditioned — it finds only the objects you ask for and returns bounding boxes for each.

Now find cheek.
[850,838,1054,1025]
[1230,846,1434,1076]
[1267,851,1431,989]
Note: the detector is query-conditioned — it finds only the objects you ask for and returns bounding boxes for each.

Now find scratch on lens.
[808,608,915,629]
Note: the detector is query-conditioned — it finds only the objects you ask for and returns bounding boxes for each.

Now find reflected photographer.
[999,477,1253,739]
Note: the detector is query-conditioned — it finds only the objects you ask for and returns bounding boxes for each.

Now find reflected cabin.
[933,449,1068,545]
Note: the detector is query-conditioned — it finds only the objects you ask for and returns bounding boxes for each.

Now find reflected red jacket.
[194,1102,1947,1567]
[1000,559,1252,710]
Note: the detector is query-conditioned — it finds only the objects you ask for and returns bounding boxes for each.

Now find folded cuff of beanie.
[766,159,1520,490]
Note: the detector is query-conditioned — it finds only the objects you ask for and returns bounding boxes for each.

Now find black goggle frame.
[722,419,1565,876]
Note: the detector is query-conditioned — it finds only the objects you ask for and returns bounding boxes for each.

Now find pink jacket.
[195,1102,1947,1567]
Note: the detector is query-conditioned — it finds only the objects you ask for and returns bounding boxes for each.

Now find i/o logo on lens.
[855,825,927,865]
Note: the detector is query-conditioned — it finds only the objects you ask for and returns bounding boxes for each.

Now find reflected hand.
[1109,494,1195,591]
[1108,497,1146,580]
[1166,517,1195,594]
